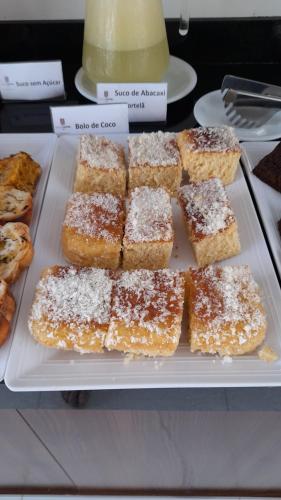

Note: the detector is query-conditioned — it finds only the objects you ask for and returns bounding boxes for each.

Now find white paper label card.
[50,103,129,135]
[97,83,168,122]
[0,61,65,101]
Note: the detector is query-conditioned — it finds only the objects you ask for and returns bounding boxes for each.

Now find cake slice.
[178,178,240,266]
[28,266,114,353]
[0,186,32,225]
[0,222,33,283]
[62,192,124,269]
[122,186,173,270]
[128,131,182,195]
[73,135,126,196]
[177,126,241,185]
[253,142,281,192]
[186,265,266,356]
[0,279,16,347]
[105,269,185,356]
[0,151,41,193]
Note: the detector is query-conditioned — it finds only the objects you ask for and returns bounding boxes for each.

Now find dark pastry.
[253,142,281,193]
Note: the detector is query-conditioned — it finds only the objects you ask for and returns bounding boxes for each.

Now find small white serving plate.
[194,89,281,142]
[0,133,57,381]
[75,56,197,105]
[242,141,281,279]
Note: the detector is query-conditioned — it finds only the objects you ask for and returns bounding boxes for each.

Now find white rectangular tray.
[5,134,281,390]
[0,133,57,381]
[241,141,281,280]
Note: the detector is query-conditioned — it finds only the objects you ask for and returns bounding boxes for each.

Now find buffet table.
[0,16,281,494]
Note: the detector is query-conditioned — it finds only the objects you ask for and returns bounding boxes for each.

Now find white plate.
[5,134,281,390]
[0,133,57,381]
[194,89,281,142]
[75,56,197,105]
[242,141,281,279]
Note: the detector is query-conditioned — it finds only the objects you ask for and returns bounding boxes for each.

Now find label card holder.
[97,82,168,122]
[0,60,66,101]
[50,103,129,135]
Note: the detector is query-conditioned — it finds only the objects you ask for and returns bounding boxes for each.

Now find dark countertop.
[1,18,281,409]
[1,17,281,134]
[3,385,281,410]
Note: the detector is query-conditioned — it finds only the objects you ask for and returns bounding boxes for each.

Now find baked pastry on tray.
[0,279,15,347]
[28,266,114,353]
[122,186,173,270]
[0,151,41,194]
[186,265,266,356]
[178,178,240,266]
[62,192,124,269]
[177,126,241,185]
[128,131,182,195]
[0,186,32,225]
[105,269,185,357]
[0,222,33,283]
[74,135,126,196]
[253,142,281,193]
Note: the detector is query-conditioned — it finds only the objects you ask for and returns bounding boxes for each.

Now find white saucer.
[75,55,197,105]
[194,89,281,142]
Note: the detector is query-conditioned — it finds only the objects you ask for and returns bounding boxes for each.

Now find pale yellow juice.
[82,0,169,91]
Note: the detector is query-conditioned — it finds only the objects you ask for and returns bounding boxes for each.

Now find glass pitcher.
[82,0,170,91]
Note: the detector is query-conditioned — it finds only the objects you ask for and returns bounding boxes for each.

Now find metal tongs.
[221,75,281,128]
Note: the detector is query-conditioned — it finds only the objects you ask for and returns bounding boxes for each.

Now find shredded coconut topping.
[79,134,124,169]
[124,187,173,243]
[63,192,123,242]
[129,131,180,167]
[111,269,184,333]
[190,265,266,348]
[30,266,113,328]
[178,178,234,238]
[258,345,278,362]
[184,126,240,152]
